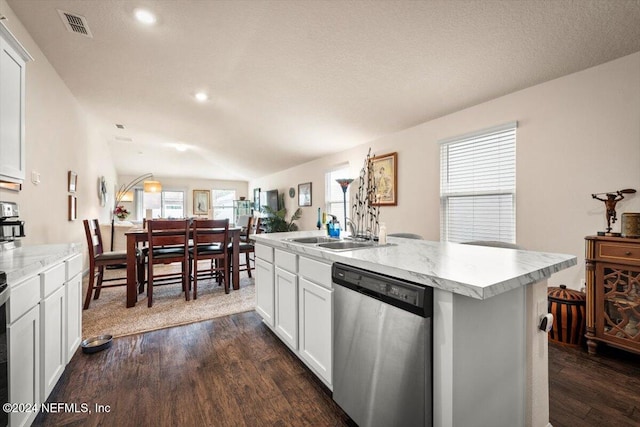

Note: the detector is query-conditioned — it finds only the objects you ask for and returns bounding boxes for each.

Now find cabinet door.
[41,285,66,402]
[275,267,298,350]
[298,277,333,387]
[8,305,40,427]
[595,262,640,351]
[0,35,27,181]
[65,274,82,363]
[255,257,275,327]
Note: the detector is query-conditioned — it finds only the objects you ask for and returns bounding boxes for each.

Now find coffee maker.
[0,201,25,248]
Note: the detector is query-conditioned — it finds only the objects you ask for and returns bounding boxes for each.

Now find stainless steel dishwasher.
[332,263,433,427]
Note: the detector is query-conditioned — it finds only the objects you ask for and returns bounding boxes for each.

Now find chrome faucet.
[345,218,357,238]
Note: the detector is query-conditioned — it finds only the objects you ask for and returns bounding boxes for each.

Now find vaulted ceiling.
[7,0,640,181]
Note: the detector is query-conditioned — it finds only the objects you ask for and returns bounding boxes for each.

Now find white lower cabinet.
[8,304,40,427]
[40,285,66,401]
[65,254,83,362]
[253,243,334,389]
[298,277,332,386]
[274,267,298,350]
[255,257,275,327]
[6,251,79,427]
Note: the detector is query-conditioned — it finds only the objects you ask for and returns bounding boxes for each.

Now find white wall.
[116,174,248,220]
[251,52,640,289]
[0,1,116,249]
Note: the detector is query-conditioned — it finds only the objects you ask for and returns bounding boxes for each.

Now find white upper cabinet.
[0,23,32,183]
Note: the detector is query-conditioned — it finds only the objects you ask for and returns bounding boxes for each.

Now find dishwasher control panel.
[332,263,433,317]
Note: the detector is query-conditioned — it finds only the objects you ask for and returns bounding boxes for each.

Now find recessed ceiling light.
[194,92,208,102]
[175,144,187,152]
[134,9,156,25]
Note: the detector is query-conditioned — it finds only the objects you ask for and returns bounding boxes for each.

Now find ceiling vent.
[57,10,93,38]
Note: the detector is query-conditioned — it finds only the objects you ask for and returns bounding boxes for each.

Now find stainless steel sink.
[286,236,341,244]
[317,241,378,250]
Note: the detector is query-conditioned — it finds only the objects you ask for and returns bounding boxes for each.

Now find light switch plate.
[31,170,41,184]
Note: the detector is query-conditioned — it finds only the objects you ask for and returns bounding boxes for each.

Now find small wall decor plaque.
[68,195,77,221]
[68,171,77,193]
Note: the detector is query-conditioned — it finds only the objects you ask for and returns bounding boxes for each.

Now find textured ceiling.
[6,0,640,181]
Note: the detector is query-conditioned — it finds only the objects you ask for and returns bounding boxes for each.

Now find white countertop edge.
[1,243,82,285]
[252,231,577,300]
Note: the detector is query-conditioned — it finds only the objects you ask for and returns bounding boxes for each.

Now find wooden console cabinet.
[585,236,640,355]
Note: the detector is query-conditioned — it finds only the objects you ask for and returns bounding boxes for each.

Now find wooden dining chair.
[190,219,230,298]
[146,219,191,307]
[83,219,145,310]
[230,216,262,278]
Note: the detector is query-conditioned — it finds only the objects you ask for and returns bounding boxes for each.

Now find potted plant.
[114,205,130,221]
[261,194,302,232]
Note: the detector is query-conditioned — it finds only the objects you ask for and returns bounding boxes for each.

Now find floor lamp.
[335,178,354,230]
[111,173,155,251]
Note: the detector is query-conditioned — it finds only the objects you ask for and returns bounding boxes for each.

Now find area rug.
[82,264,255,338]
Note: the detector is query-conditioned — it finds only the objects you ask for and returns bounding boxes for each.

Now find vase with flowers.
[114,205,130,221]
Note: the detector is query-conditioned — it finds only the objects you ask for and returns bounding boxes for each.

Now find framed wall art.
[68,195,77,221]
[193,190,210,215]
[68,171,77,193]
[298,182,312,207]
[370,152,397,206]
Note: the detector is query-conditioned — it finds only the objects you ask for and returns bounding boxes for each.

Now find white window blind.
[212,189,236,221]
[325,164,350,226]
[135,189,185,219]
[440,122,517,243]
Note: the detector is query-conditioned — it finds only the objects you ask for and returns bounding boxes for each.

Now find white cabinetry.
[274,266,298,349]
[40,264,66,402]
[298,257,333,387]
[274,249,298,350]
[253,243,333,389]
[65,254,82,362]
[0,23,32,183]
[254,244,275,327]
[7,275,40,427]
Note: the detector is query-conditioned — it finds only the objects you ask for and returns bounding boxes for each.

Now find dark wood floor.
[33,311,350,427]
[549,342,640,427]
[34,311,639,427]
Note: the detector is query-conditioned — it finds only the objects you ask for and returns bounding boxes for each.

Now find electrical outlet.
[580,279,586,293]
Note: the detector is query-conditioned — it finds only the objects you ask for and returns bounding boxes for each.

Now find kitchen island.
[251,231,576,427]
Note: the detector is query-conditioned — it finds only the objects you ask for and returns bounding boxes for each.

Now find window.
[135,189,185,219]
[212,189,236,222]
[325,164,351,227]
[439,122,517,243]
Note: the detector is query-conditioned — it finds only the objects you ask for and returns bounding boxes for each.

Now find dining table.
[125,226,242,308]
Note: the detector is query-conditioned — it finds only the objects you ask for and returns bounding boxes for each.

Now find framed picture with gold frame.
[370,152,397,206]
[193,190,210,215]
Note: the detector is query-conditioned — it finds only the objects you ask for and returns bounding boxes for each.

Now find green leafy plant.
[261,194,302,232]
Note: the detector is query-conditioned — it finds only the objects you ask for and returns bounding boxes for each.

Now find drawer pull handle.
[625,251,632,256]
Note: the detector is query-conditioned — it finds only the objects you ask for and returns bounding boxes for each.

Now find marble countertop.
[0,243,82,285]
[252,231,577,300]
